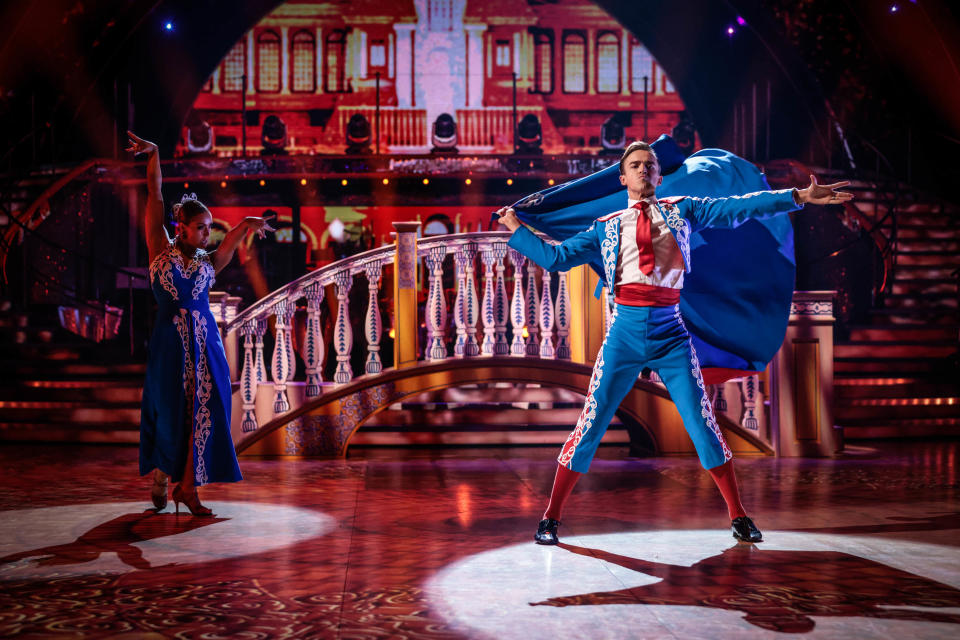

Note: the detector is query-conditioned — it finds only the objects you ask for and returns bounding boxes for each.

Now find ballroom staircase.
[0,305,144,444]
[833,186,960,440]
[353,384,629,449]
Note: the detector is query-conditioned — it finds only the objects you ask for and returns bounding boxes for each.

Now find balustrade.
[220,230,581,433]
[214,230,833,459]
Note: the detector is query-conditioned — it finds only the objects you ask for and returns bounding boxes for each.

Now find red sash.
[614,282,681,307]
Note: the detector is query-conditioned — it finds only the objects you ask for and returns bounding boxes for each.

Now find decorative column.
[392,222,421,368]
[525,260,540,355]
[453,242,480,357]
[566,264,604,364]
[713,383,728,412]
[333,270,354,384]
[239,320,262,432]
[538,270,555,358]
[270,301,296,414]
[509,249,527,356]
[364,260,384,374]
[493,242,509,355]
[769,291,839,456]
[280,26,291,95]
[480,246,497,356]
[555,270,571,360]
[303,282,325,397]
[253,318,268,391]
[425,245,448,360]
[224,295,242,380]
[465,24,486,108]
[741,375,759,431]
[394,24,415,108]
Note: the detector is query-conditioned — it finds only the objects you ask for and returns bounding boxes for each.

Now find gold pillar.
[392,222,421,369]
[567,264,605,364]
[769,290,839,456]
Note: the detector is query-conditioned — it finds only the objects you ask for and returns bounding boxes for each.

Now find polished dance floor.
[0,441,958,639]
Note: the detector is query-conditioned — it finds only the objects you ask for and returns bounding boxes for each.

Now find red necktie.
[634,201,655,275]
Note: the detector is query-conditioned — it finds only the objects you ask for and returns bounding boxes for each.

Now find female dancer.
[127,131,274,515]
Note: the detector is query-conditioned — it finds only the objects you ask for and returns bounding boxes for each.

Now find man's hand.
[496,206,521,232]
[797,175,854,205]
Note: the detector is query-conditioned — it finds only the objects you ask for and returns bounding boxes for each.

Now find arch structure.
[117,0,826,161]
[237,357,772,459]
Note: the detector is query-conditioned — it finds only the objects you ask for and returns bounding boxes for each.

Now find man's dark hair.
[619,141,659,175]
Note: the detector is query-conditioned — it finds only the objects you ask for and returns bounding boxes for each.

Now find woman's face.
[179,211,213,250]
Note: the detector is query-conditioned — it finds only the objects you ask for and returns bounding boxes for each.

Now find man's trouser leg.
[647,306,748,519]
[558,306,649,473]
[645,305,732,470]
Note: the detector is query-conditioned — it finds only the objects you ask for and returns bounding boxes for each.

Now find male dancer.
[496,141,852,544]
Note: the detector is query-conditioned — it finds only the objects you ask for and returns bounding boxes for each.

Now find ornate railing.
[217,227,578,435]
[210,225,836,457]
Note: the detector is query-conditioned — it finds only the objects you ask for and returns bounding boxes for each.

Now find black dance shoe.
[534,518,561,545]
[731,516,763,542]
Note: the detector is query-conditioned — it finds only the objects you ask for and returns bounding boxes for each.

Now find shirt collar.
[627,195,658,210]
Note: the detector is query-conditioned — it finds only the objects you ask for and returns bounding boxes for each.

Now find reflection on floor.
[0,442,957,639]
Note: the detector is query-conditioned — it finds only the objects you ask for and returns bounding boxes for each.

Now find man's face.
[619,149,662,199]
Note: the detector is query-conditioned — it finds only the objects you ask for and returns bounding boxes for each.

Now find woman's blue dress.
[139,241,242,485]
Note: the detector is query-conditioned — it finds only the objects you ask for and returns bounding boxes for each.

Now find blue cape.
[507,135,795,379]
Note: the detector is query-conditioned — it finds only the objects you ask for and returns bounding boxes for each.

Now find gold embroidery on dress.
[191,253,215,300]
[150,243,179,301]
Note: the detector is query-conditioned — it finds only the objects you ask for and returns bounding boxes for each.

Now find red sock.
[708,459,747,520]
[542,464,581,521]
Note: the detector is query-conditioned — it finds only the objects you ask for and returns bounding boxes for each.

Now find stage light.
[164,21,174,32]
[183,182,189,189]
[220,180,227,188]
[431,113,458,154]
[259,179,266,187]
[736,16,746,26]
[727,26,735,36]
[423,178,429,185]
[300,178,307,186]
[341,179,348,186]
[506,178,513,186]
[548,179,555,186]
[261,115,287,155]
[465,178,472,185]
[382,178,389,185]
[890,4,899,13]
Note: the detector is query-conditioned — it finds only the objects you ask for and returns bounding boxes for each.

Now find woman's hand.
[126,131,158,156]
[244,215,276,239]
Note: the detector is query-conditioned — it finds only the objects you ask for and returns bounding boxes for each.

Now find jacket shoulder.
[596,209,627,222]
[657,196,688,205]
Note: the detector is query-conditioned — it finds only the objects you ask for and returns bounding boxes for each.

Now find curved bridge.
[237,357,773,459]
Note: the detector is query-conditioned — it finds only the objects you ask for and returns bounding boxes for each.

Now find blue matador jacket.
[505,135,800,383]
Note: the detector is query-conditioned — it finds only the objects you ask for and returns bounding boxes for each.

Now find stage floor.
[0,442,958,639]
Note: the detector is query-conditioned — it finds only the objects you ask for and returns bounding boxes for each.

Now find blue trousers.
[558,304,733,472]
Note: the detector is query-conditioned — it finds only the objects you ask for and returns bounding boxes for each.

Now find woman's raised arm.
[126,131,171,261]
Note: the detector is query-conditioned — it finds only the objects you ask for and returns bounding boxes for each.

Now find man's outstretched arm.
[496,206,601,273]
[686,175,854,230]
